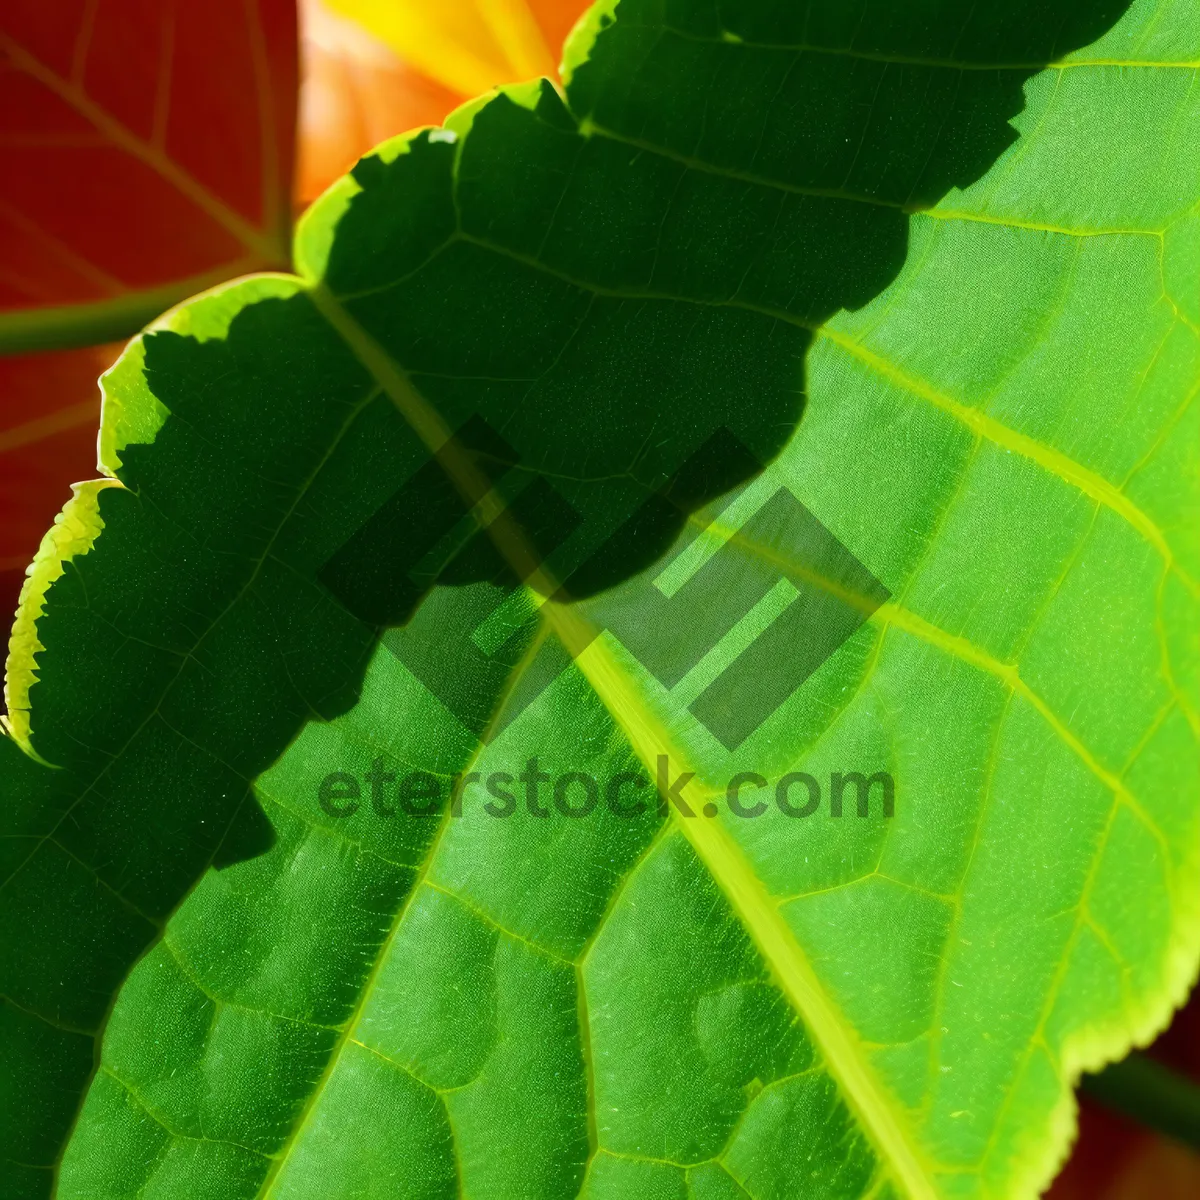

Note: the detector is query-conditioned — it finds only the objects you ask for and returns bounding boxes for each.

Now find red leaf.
[0,0,298,349]
[0,0,298,637]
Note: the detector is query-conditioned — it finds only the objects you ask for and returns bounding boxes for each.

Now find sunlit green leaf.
[3,2,1199,1198]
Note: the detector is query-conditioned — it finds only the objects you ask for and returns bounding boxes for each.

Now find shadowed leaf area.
[9,1,1200,1199]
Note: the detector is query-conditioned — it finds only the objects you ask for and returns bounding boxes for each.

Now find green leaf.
[3,1,1200,1198]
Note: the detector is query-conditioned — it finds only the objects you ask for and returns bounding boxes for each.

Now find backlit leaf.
[0,0,298,353]
[3,2,1199,1198]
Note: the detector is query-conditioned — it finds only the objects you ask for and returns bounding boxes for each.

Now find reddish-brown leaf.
[0,0,298,350]
[0,0,298,635]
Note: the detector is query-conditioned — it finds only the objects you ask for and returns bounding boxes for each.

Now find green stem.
[0,286,191,355]
[1082,1052,1200,1151]
[0,260,284,356]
